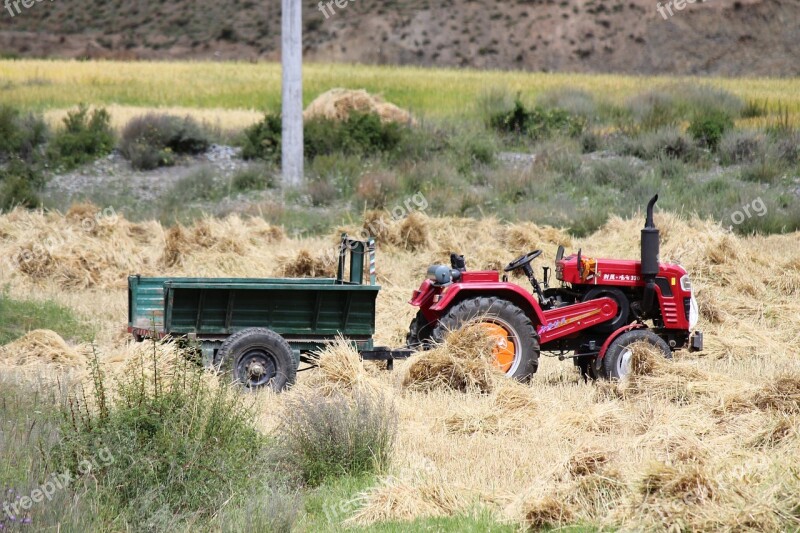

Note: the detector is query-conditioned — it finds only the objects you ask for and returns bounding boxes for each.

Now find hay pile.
[0,330,85,368]
[298,336,385,397]
[304,89,414,124]
[402,324,506,393]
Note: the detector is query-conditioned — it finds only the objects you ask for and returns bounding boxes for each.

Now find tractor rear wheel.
[431,297,539,381]
[214,328,297,391]
[602,329,671,380]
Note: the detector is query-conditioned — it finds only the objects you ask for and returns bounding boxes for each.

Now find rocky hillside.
[0,0,798,75]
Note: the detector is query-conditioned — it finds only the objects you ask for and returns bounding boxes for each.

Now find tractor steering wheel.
[504,250,543,273]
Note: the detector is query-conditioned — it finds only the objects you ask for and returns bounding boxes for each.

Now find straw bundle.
[402,324,505,393]
[303,89,414,125]
[347,477,469,525]
[0,329,85,367]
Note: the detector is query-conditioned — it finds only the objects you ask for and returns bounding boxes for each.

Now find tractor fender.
[596,323,647,362]
[430,282,547,327]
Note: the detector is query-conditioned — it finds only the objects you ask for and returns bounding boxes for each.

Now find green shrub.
[490,100,585,140]
[241,112,406,163]
[48,105,114,170]
[621,127,698,162]
[305,112,404,160]
[448,130,497,174]
[241,113,282,161]
[120,114,211,170]
[231,165,275,192]
[538,88,597,119]
[740,158,784,184]
[276,390,397,487]
[655,155,687,181]
[309,153,363,197]
[718,130,765,165]
[0,158,44,209]
[688,110,734,150]
[588,158,642,189]
[0,105,48,163]
[536,138,582,177]
[625,90,679,131]
[56,345,270,528]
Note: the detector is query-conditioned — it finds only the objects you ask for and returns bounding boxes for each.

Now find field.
[3,60,800,125]
[1,59,800,530]
[0,206,799,531]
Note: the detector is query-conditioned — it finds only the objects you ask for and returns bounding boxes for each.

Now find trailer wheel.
[215,328,297,391]
[431,297,539,381]
[406,311,434,349]
[602,329,671,380]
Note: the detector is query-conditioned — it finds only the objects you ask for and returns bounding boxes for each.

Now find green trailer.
[128,236,412,390]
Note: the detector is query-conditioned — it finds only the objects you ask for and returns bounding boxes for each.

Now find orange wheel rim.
[479,322,517,373]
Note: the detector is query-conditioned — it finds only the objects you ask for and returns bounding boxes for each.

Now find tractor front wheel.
[601,329,671,380]
[431,297,539,381]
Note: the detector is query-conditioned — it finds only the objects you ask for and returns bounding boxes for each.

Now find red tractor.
[407,195,703,380]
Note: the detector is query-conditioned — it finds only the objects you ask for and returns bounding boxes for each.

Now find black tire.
[406,311,434,349]
[602,329,671,380]
[582,287,630,334]
[214,328,297,391]
[431,297,539,381]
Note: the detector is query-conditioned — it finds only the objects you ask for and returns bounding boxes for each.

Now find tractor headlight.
[689,294,699,329]
[680,274,692,292]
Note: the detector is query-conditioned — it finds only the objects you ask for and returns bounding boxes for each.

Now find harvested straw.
[347,476,468,525]
[0,330,85,367]
[303,89,414,125]
[276,249,336,278]
[519,496,574,530]
[298,336,385,397]
[402,324,505,393]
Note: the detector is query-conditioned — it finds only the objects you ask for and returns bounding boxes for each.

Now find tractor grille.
[661,301,679,325]
[684,297,692,321]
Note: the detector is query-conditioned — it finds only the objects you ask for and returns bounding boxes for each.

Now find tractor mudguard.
[596,323,647,362]
[429,282,547,326]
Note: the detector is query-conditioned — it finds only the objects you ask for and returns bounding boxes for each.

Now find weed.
[231,165,275,192]
[688,109,734,150]
[276,389,397,487]
[719,130,765,165]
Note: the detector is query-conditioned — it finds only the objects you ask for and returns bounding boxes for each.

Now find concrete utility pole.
[281,0,304,187]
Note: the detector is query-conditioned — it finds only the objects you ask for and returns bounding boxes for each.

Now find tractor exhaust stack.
[641,194,660,313]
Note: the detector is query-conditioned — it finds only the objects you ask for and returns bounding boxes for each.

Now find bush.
[536,138,582,177]
[688,110,734,150]
[538,88,598,119]
[231,165,274,192]
[655,155,687,181]
[0,158,44,209]
[587,158,642,189]
[356,170,399,209]
[621,127,698,162]
[448,130,497,174]
[56,346,270,528]
[120,114,211,170]
[276,390,397,487]
[490,100,585,140]
[241,112,406,163]
[625,90,679,132]
[241,113,282,161]
[49,105,114,170]
[0,105,48,163]
[719,130,765,165]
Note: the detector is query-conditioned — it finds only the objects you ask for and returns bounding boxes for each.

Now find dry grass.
[303,88,414,124]
[1,206,800,530]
